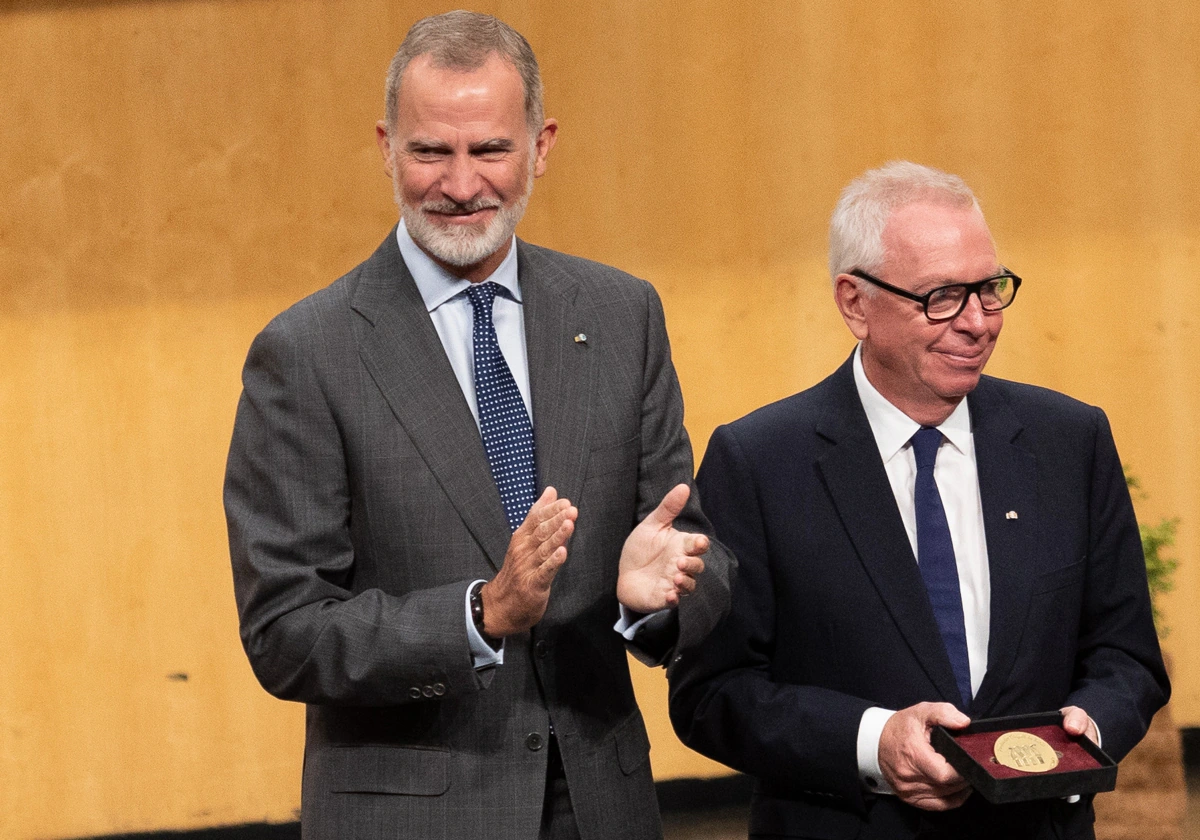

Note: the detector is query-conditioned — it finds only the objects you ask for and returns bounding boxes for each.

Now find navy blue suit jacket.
[669,356,1168,839]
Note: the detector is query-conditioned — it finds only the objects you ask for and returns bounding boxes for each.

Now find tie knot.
[465,281,500,322]
[911,426,943,471]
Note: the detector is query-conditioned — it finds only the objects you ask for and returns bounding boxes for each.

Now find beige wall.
[1,1,1196,837]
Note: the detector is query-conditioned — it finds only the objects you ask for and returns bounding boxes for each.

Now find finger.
[644,483,691,528]
[533,546,568,586]
[1060,706,1093,739]
[517,488,561,533]
[675,555,704,576]
[535,516,576,560]
[533,504,578,543]
[673,572,698,595]
[923,702,971,730]
[944,787,972,809]
[922,786,972,811]
[918,752,965,788]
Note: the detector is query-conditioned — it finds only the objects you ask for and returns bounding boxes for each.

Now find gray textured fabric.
[225,232,734,840]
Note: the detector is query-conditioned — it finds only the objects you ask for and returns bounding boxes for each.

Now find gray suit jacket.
[225,231,733,840]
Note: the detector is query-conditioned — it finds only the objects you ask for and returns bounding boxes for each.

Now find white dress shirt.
[851,344,991,793]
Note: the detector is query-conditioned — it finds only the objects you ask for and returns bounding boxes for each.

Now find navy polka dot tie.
[465,282,537,532]
[912,427,972,709]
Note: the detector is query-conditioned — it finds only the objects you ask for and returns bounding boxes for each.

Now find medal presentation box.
[931,712,1117,804]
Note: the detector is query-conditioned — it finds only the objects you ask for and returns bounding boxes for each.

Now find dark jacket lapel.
[517,241,594,508]
[815,357,966,706]
[349,231,511,570]
[967,378,1039,715]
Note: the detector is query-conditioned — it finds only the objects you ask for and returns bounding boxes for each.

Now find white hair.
[828,161,982,283]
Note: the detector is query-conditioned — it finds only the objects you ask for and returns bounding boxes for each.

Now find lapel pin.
[574,333,588,344]
[1005,510,1019,520]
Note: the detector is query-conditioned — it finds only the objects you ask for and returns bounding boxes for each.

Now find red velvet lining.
[951,725,1103,780]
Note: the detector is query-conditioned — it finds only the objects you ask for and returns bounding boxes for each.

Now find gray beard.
[398,175,533,269]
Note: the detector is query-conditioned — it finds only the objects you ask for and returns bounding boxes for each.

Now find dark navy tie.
[465,282,537,532]
[911,427,972,709]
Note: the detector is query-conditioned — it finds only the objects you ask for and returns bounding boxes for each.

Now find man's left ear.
[533,119,559,178]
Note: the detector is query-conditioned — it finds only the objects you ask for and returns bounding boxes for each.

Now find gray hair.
[828,161,982,282]
[384,10,544,138]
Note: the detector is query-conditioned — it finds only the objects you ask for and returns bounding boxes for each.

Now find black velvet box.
[931,712,1117,804]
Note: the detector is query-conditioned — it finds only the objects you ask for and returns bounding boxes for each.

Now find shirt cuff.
[465,580,504,669]
[857,706,897,795]
[614,605,673,639]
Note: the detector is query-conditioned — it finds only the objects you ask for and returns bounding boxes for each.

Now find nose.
[952,291,991,334]
[440,153,482,203]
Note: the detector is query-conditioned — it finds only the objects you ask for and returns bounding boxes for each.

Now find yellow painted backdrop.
[2,1,1196,837]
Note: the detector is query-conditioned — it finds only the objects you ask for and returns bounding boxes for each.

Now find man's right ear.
[834,274,870,341]
[375,121,395,178]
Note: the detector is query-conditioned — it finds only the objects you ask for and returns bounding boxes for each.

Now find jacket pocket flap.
[328,745,450,795]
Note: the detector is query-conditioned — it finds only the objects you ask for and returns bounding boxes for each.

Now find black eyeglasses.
[848,268,1022,322]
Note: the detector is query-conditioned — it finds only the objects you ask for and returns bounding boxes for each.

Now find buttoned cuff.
[857,706,897,795]
[614,605,673,639]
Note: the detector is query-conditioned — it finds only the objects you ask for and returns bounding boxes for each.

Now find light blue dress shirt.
[395,222,659,671]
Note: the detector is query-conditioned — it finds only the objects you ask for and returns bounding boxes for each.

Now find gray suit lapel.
[815,360,967,707]
[518,241,593,508]
[349,232,511,570]
[967,380,1039,715]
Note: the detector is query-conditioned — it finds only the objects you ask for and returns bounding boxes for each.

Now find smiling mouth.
[423,200,501,220]
[937,348,989,366]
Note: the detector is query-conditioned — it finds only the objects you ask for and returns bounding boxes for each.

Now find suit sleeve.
[668,424,872,808]
[224,314,487,707]
[624,285,735,666]
[1065,408,1170,760]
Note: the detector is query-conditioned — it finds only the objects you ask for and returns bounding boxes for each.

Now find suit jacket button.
[422,685,435,698]
[535,640,548,658]
[433,683,446,696]
[526,733,544,751]
[408,687,422,700]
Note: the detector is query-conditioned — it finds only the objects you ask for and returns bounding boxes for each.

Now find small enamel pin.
[574,333,588,344]
[1005,510,1019,520]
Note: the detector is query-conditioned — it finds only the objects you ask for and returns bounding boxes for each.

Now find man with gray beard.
[223,11,734,840]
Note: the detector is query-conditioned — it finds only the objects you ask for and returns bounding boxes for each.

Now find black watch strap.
[470,581,502,651]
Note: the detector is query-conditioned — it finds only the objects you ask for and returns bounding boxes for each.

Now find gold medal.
[993,731,1060,773]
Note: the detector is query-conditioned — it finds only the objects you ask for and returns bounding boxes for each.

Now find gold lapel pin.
[574,333,588,343]
[1005,510,1019,520]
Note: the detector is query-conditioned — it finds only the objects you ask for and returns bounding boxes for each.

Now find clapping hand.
[616,483,708,614]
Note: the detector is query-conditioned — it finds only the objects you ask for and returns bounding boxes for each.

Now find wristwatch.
[469,581,502,651]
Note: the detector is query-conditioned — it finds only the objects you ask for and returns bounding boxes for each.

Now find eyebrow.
[404,137,516,154]
[915,268,1007,292]
[469,138,516,153]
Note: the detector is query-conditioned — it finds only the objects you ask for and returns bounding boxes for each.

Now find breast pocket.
[1031,559,1085,596]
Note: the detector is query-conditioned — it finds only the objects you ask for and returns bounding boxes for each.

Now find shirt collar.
[395,218,522,313]
[852,343,972,463]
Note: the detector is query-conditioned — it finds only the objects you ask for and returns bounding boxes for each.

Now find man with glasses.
[669,161,1167,838]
